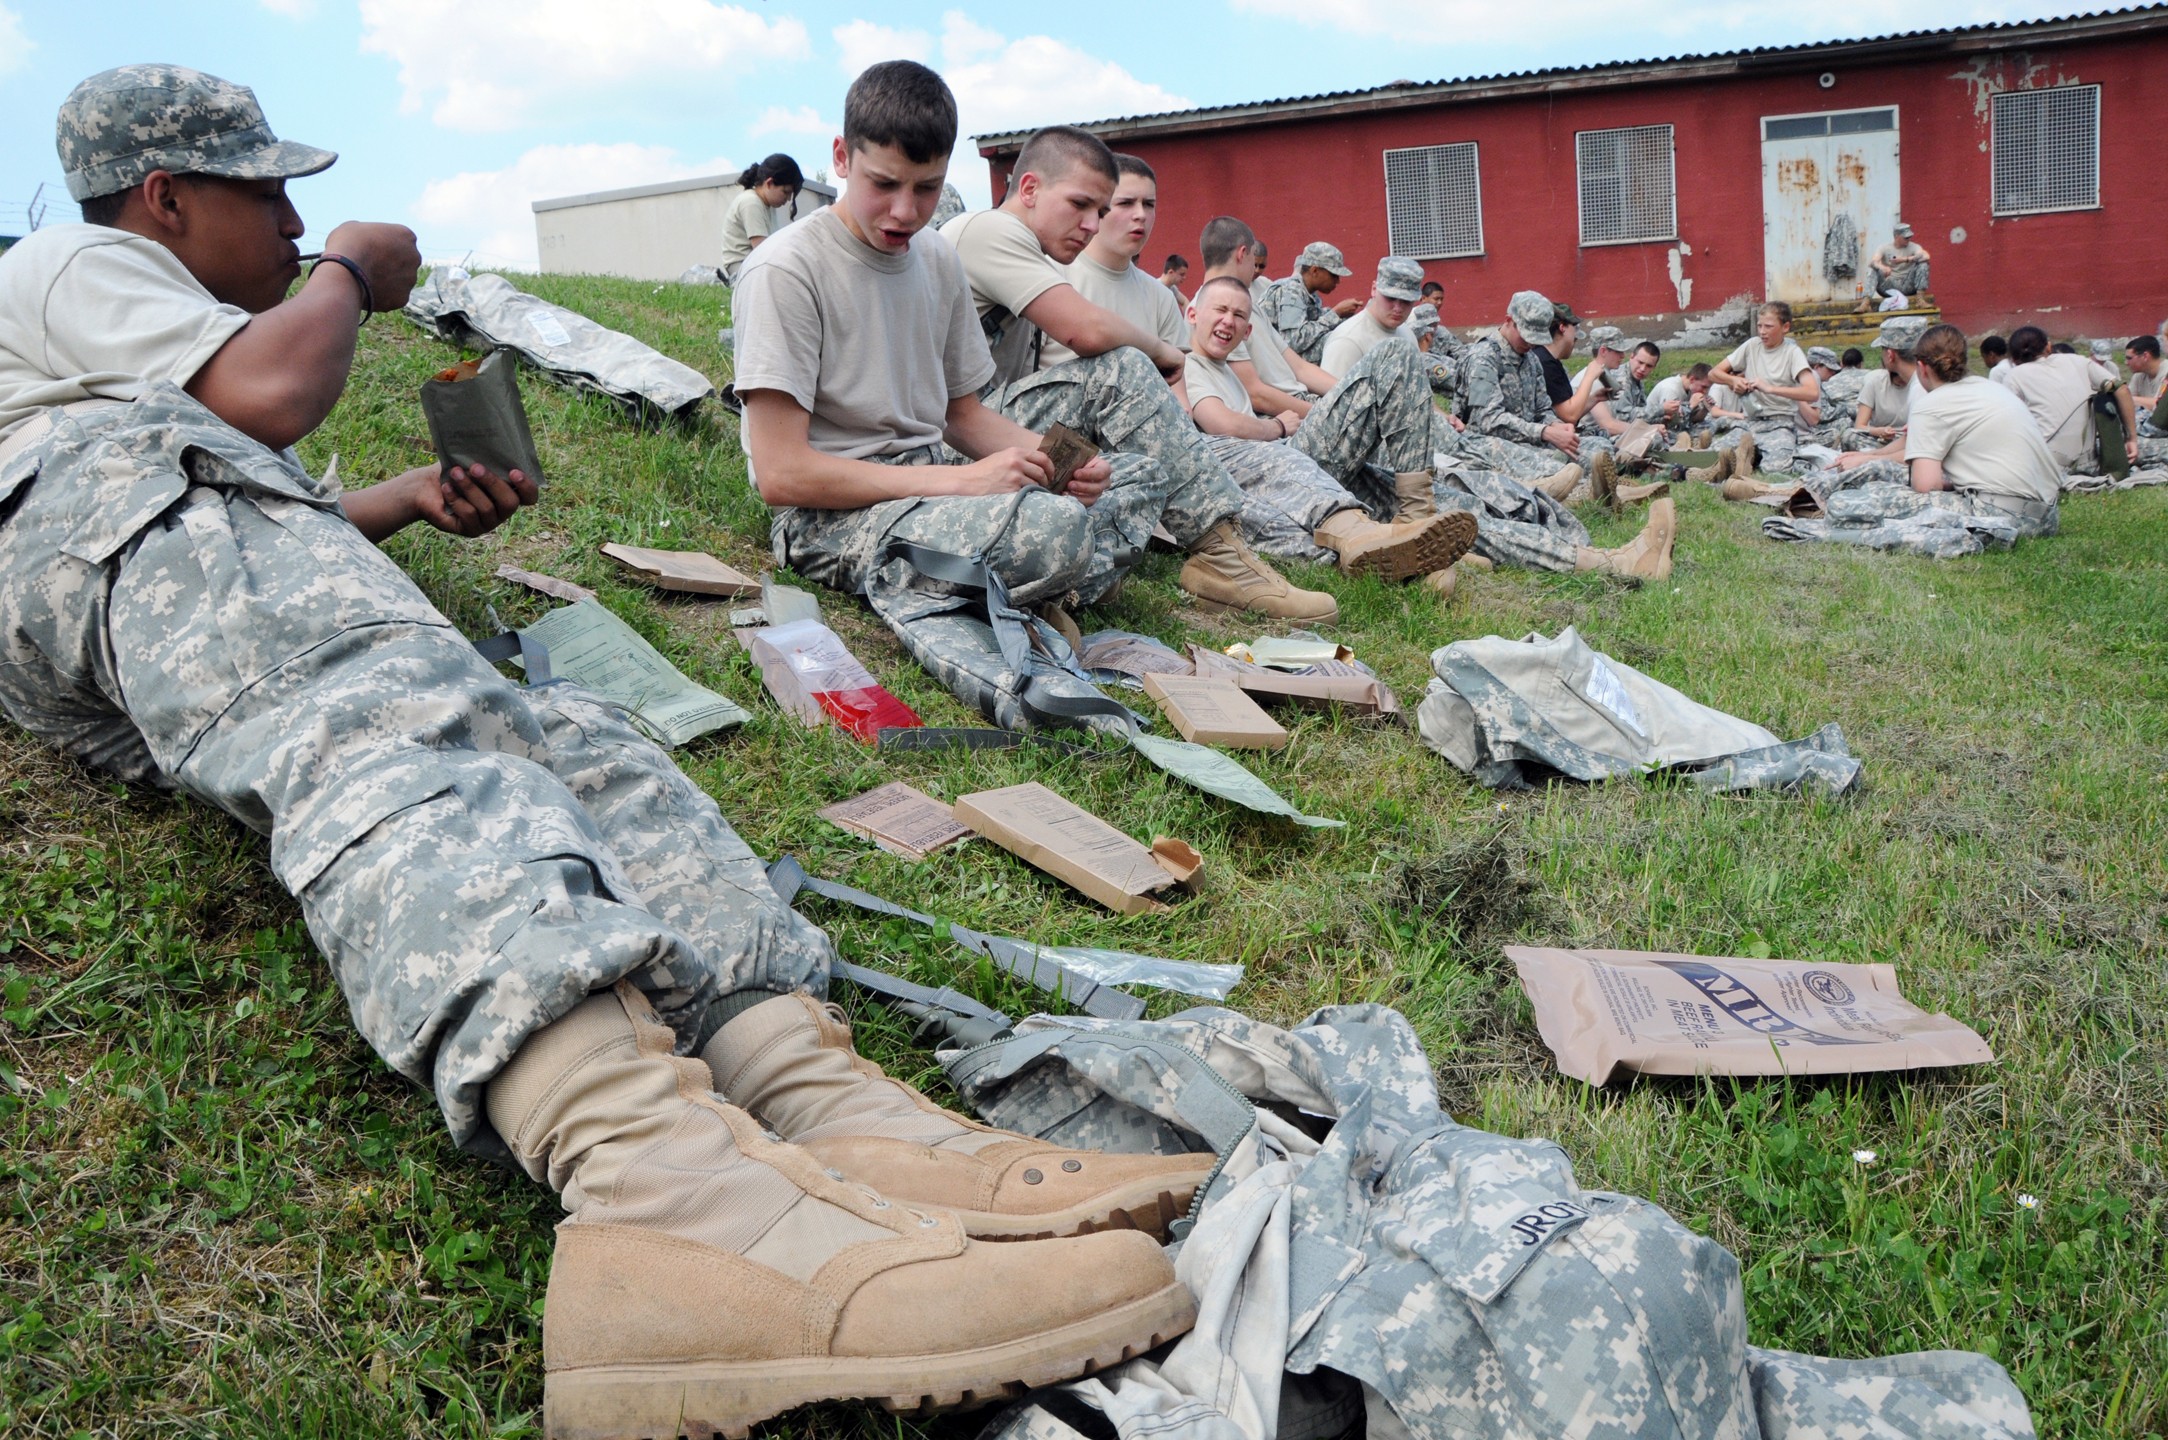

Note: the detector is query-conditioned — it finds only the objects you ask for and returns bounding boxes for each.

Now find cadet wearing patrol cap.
[2,62,1203,1440]
[1844,314,1930,451]
[1801,344,1864,447]
[1318,256,1424,378]
[1866,219,1931,304]
[1261,240,1360,363]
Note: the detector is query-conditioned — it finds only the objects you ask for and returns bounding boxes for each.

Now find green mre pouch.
[2092,391,2130,481]
[421,348,545,487]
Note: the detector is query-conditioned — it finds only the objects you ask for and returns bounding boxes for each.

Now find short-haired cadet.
[1772,325,2059,551]
[1799,344,1862,447]
[2126,334,2165,435]
[1182,276,1474,594]
[1455,290,1587,491]
[4,62,1199,1440]
[1319,257,1424,380]
[942,125,1333,620]
[1196,218,1466,540]
[1260,241,1360,363]
[1707,301,1819,475]
[1865,221,1931,304]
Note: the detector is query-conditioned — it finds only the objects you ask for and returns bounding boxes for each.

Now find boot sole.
[1186,593,1340,623]
[951,1180,1197,1243]
[541,1281,1198,1440]
[1339,510,1477,583]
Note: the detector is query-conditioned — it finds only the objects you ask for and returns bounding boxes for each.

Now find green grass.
[2,274,2163,1438]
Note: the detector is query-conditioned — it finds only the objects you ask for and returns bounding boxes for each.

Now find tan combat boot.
[1422,564,1458,599]
[1573,496,1676,584]
[1721,475,1789,502]
[705,993,1214,1241]
[1392,470,1440,521]
[1534,462,1583,500]
[1458,553,1494,572]
[1312,508,1475,583]
[1589,450,1620,505]
[494,984,1196,1440]
[1685,445,1732,485]
[1177,520,1338,622]
[1614,479,1670,507]
[1733,430,1759,478]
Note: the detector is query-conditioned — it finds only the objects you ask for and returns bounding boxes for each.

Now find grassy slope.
[1,274,2161,1438]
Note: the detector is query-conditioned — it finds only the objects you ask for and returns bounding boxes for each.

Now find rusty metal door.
[1761,108,1900,304]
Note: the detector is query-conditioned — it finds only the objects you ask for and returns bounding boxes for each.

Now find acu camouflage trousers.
[0,393,832,1158]
[988,347,1243,550]
[1716,414,1803,473]
[1433,466,1591,574]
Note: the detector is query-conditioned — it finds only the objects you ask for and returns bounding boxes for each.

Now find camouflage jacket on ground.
[945,1005,2031,1440]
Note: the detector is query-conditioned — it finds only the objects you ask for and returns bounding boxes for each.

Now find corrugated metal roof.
[973,4,2168,152]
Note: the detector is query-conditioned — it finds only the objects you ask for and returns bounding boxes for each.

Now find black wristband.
[312,254,374,326]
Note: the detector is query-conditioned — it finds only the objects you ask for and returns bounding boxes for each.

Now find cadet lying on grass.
[0,60,1207,1440]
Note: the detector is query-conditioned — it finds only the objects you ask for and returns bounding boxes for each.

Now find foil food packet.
[420,347,545,488]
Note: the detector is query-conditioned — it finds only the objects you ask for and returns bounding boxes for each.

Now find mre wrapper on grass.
[1142,673,1288,750]
[1508,946,1994,1085]
[818,782,973,861]
[953,782,1199,915]
[600,544,759,597]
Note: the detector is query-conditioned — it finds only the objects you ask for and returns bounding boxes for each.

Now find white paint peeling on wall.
[1668,241,1694,310]
[1950,51,2083,151]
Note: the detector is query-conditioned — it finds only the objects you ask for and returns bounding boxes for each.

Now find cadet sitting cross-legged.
[0,62,1203,1440]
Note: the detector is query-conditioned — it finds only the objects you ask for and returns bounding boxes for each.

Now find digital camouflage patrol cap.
[57,64,337,202]
[1296,241,1352,277]
[1406,303,1441,338]
[1375,256,1423,301]
[1507,290,1555,334]
[1806,345,1841,369]
[1870,315,1927,354]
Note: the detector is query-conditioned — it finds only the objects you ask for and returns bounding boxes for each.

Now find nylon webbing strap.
[767,855,1146,1021]
[830,961,1014,1049]
[473,628,556,684]
[879,537,1145,735]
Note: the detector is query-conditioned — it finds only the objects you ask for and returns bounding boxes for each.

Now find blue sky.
[0,0,2108,268]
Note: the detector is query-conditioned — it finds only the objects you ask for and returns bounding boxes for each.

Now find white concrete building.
[532,174,836,281]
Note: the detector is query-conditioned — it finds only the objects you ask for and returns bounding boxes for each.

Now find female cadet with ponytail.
[719,153,805,283]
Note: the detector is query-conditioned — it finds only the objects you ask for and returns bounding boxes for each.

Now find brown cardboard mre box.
[952,782,1200,915]
[1141,673,1288,750]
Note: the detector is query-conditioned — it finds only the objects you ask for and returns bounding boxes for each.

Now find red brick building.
[976,8,2167,339]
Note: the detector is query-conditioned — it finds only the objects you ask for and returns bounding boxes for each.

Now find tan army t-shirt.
[2003,353,2118,469]
[719,188,784,279]
[1855,368,1922,428]
[941,208,1069,390]
[1319,308,1397,380]
[0,225,250,442]
[1721,337,1815,424]
[1183,352,1255,422]
[1905,376,2060,504]
[1231,308,1307,396]
[1039,252,1185,370]
[732,207,993,469]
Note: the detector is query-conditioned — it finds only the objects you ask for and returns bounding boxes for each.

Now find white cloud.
[360,0,809,131]
[410,142,729,269]
[828,12,1189,208]
[833,19,933,74]
[751,104,837,138]
[0,5,34,75]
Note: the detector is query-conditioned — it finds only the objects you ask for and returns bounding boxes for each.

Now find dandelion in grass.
[2017,1193,2040,1210]
[1852,1148,1878,1165]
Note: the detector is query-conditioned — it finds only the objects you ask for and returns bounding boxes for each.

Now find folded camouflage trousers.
[0,390,830,1155]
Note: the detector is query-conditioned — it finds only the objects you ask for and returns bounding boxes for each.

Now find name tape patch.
[1508,1199,1591,1248]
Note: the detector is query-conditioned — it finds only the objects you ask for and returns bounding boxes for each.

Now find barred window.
[1992,85,2100,216]
[1576,124,1675,246]
[1383,142,1483,259]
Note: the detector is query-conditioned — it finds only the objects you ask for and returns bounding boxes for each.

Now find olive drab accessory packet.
[420,348,545,489]
[1507,946,1994,1085]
